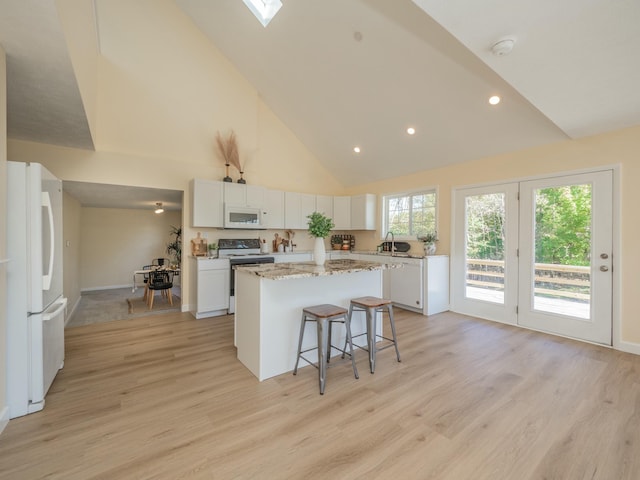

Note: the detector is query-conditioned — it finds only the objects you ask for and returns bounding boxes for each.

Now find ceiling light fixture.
[353,146,361,153]
[489,95,501,106]
[154,202,164,214]
[407,127,416,135]
[243,0,282,27]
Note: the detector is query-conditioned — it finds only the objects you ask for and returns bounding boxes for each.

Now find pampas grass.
[215,130,242,174]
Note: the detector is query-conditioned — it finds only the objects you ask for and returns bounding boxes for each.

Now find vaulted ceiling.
[1,0,639,195]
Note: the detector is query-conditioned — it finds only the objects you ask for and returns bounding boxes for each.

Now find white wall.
[62,192,82,321]
[0,43,9,433]
[6,0,344,310]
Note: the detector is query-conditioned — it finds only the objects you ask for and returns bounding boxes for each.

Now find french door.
[452,170,613,345]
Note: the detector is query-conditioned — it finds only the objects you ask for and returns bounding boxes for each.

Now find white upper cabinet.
[316,195,334,218]
[224,183,265,208]
[265,189,285,229]
[284,192,317,229]
[350,193,376,230]
[300,193,316,225]
[191,179,223,228]
[246,185,265,208]
[333,196,351,230]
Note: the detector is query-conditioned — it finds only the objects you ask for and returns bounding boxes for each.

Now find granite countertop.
[234,259,402,280]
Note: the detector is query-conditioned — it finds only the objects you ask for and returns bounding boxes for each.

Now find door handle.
[600,265,609,272]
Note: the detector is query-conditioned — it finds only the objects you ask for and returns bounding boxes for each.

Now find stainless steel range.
[218,239,275,314]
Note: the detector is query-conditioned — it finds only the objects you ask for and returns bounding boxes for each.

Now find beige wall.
[62,192,82,321]
[347,125,640,349]
[5,0,343,310]
[79,207,181,290]
[0,43,8,428]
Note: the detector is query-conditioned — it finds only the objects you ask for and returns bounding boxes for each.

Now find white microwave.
[223,205,265,229]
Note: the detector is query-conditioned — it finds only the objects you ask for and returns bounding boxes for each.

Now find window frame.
[381,187,438,241]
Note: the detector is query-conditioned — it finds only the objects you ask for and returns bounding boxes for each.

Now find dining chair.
[141,265,154,301]
[152,258,170,267]
[147,270,174,309]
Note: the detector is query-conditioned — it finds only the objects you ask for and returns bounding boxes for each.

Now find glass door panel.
[533,184,592,319]
[465,193,506,305]
[519,171,612,345]
[452,183,518,325]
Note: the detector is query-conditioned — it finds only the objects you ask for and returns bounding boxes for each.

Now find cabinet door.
[223,183,245,205]
[191,179,223,227]
[333,196,351,230]
[425,255,450,315]
[274,253,312,263]
[284,192,302,229]
[351,194,376,230]
[300,194,317,227]
[389,260,423,308]
[198,269,229,312]
[246,185,266,208]
[265,189,285,229]
[316,195,333,218]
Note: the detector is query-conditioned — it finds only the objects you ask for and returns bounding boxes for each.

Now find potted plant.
[418,231,438,255]
[166,225,182,266]
[208,243,218,258]
[307,211,335,265]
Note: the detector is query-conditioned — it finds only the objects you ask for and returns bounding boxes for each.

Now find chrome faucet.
[384,231,395,256]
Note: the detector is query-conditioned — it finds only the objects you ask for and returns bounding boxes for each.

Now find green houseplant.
[166,225,182,266]
[307,211,335,265]
[418,231,438,255]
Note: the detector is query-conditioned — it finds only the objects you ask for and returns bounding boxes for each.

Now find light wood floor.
[1,309,640,479]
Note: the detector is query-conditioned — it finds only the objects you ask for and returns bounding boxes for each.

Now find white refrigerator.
[6,161,67,419]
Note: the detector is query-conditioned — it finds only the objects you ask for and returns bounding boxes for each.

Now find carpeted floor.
[66,286,182,328]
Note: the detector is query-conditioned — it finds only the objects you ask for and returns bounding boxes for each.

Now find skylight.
[243,0,282,27]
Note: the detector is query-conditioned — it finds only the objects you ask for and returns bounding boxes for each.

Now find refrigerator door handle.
[42,297,67,322]
[41,191,55,291]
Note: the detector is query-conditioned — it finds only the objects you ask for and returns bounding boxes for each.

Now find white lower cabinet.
[190,257,230,319]
[389,259,423,309]
[274,253,312,263]
[423,255,450,315]
[356,253,449,315]
[328,251,351,260]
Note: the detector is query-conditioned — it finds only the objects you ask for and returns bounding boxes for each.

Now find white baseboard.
[0,406,9,436]
[65,295,82,326]
[81,284,132,292]
[615,340,640,356]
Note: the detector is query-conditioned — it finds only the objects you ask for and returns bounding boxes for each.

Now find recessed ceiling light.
[242,0,282,27]
[489,95,501,105]
[407,127,416,135]
[353,146,361,153]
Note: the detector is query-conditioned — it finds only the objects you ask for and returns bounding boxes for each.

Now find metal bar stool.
[348,296,401,374]
[293,304,359,394]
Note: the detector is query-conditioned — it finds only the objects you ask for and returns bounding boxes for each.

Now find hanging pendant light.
[154,202,164,214]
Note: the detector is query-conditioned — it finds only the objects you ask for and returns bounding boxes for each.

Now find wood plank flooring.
[1,309,640,479]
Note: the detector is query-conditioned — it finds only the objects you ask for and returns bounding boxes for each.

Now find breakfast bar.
[234,259,397,381]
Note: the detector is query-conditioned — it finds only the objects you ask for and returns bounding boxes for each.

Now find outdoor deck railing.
[466,258,591,301]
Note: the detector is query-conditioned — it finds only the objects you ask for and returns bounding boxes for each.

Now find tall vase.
[314,237,326,266]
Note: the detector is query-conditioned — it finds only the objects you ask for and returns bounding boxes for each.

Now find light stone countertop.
[234,259,401,280]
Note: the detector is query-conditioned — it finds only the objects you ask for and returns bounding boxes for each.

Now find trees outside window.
[383,189,436,238]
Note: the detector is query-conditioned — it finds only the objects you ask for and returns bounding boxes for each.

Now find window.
[383,189,437,239]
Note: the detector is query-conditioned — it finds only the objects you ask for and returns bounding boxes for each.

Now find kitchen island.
[234,259,398,381]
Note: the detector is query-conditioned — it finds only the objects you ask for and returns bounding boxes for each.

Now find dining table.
[132,266,180,293]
